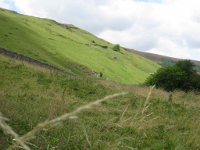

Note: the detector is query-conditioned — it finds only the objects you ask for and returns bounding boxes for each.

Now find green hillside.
[1,54,200,149]
[0,8,159,84]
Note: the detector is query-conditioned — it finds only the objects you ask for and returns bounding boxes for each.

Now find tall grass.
[1,93,127,150]
[1,55,200,149]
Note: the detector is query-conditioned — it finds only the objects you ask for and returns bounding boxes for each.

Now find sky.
[1,0,200,61]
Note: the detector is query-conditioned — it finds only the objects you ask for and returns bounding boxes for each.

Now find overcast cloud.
[1,0,200,60]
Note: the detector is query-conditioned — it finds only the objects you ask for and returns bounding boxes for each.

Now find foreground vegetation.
[1,54,200,150]
[0,8,159,84]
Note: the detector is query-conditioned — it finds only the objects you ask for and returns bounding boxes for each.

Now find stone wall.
[0,47,77,77]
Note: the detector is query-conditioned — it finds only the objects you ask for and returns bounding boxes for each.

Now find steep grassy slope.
[0,8,159,84]
[1,54,200,149]
[127,48,200,72]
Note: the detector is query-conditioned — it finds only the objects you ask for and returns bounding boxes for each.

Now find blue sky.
[3,0,16,10]
[1,0,200,60]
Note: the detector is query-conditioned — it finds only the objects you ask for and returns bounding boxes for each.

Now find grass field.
[0,8,159,84]
[1,8,200,150]
[1,54,200,150]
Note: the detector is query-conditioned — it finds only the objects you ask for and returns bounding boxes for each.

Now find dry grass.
[141,85,155,115]
[0,92,127,150]
[113,85,159,132]
[0,113,30,150]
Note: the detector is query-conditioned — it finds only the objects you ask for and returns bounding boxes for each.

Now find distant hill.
[126,49,200,72]
[0,8,159,84]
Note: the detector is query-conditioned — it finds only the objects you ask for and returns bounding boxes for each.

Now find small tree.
[175,60,197,76]
[112,44,120,52]
[145,60,200,92]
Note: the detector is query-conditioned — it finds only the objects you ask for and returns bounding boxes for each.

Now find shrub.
[112,44,120,51]
[100,72,103,77]
[145,60,200,92]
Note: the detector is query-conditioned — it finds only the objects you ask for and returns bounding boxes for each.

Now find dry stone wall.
[0,47,77,77]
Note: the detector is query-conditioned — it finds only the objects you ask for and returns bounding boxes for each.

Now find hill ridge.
[0,7,160,84]
[126,48,200,72]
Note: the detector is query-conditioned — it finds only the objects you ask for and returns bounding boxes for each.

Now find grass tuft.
[0,112,30,150]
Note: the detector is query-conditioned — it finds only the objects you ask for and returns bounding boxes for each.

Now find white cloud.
[0,0,10,8]
[148,37,191,58]
[1,0,200,60]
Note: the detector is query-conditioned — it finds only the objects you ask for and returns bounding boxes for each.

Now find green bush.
[112,44,120,51]
[145,60,200,92]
